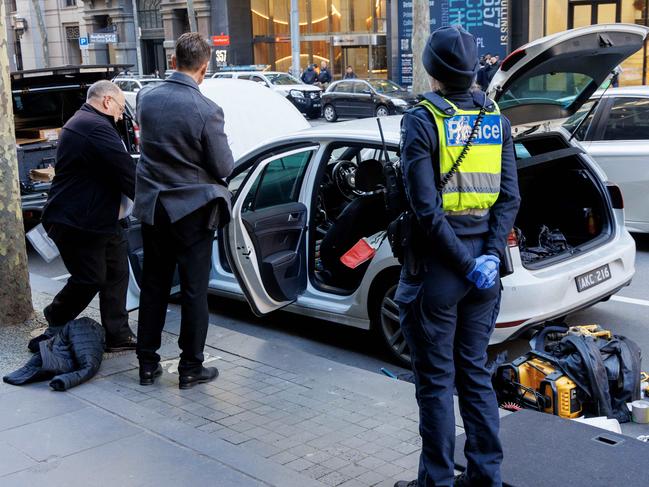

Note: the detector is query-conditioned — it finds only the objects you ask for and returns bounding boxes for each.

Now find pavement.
[0,274,450,487]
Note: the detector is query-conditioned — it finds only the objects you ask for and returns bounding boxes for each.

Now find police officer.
[394,27,520,487]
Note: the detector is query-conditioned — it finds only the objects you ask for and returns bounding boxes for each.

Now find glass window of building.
[250,0,387,80]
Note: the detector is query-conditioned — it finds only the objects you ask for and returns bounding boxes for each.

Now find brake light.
[500,49,526,72]
[133,122,140,152]
[607,183,624,209]
[507,228,518,247]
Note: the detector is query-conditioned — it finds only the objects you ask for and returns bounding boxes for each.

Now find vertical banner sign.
[398,0,509,89]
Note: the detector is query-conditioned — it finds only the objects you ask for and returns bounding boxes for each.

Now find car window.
[266,73,300,85]
[602,97,649,141]
[354,82,371,94]
[334,82,354,94]
[213,73,233,79]
[499,72,594,111]
[368,79,403,94]
[242,149,314,212]
[562,100,598,141]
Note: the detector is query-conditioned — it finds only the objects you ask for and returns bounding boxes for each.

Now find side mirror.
[361,88,372,95]
[133,88,140,93]
[257,81,269,88]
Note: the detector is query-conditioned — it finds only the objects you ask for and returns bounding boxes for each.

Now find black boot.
[394,481,417,487]
[139,363,163,386]
[179,366,219,390]
[105,331,137,353]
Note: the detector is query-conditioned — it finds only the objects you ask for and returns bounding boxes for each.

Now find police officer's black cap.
[422,26,479,91]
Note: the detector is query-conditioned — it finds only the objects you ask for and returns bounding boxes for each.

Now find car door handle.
[287,213,300,222]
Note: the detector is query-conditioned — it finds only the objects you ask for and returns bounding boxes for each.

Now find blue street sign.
[79,36,89,47]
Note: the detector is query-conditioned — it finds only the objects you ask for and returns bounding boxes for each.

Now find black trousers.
[45,224,132,343]
[136,203,215,375]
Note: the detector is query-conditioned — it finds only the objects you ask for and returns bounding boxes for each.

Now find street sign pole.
[187,0,198,32]
[290,0,300,77]
[130,0,144,74]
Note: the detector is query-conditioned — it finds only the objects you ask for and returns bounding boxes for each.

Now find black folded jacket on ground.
[3,317,105,391]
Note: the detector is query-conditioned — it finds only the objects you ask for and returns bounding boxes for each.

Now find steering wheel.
[332,160,362,201]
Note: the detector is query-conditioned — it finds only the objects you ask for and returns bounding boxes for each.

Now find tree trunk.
[411,0,431,95]
[0,4,34,326]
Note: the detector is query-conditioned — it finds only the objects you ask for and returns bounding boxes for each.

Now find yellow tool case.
[497,354,582,419]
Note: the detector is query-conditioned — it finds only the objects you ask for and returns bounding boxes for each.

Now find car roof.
[299,116,402,145]
[593,86,649,98]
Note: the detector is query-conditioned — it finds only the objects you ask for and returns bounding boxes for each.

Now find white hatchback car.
[127,24,644,365]
[113,76,165,110]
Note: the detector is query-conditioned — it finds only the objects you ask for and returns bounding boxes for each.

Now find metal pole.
[131,0,144,74]
[290,0,300,76]
[187,0,198,32]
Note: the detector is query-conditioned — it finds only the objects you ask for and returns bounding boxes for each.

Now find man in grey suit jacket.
[133,33,234,389]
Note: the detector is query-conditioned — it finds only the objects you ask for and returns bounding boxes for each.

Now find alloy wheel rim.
[380,284,411,364]
[377,107,389,117]
[324,106,335,120]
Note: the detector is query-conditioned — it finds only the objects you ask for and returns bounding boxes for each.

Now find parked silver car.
[127,24,646,365]
[562,86,649,233]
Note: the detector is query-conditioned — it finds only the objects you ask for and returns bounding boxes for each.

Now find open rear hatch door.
[487,24,649,126]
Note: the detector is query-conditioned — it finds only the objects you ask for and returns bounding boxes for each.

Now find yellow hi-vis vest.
[418,98,503,216]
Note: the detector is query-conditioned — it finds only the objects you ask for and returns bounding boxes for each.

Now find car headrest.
[355,159,384,192]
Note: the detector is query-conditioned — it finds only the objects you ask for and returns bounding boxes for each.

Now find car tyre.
[323,104,338,122]
[375,105,390,117]
[371,277,412,367]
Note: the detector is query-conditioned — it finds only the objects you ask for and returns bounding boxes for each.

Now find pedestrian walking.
[133,33,234,389]
[393,26,520,487]
[301,64,317,84]
[34,80,137,353]
[343,65,357,79]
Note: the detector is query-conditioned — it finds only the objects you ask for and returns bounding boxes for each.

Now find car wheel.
[373,279,411,367]
[375,105,390,117]
[323,104,338,122]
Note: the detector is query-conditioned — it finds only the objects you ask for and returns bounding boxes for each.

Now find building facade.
[3,0,87,71]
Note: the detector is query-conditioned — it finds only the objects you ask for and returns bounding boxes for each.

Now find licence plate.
[575,264,611,292]
[313,103,321,107]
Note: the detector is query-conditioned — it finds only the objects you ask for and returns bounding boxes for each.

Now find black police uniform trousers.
[396,234,503,487]
[136,202,214,375]
[45,223,132,343]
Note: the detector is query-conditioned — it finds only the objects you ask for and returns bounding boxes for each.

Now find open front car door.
[225,145,318,316]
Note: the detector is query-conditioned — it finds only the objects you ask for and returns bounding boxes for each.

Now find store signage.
[397,0,509,88]
[214,49,228,66]
[89,32,118,44]
[212,35,230,47]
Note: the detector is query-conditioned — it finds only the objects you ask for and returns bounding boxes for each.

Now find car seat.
[319,159,389,290]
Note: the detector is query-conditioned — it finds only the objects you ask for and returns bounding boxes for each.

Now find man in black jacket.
[38,80,137,353]
[134,33,234,389]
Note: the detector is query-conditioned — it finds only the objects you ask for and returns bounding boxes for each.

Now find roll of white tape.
[631,400,649,424]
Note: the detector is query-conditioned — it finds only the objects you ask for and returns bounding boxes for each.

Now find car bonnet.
[200,78,311,161]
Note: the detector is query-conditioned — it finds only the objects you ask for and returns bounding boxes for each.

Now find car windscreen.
[13,89,87,132]
[368,79,404,94]
[140,80,164,87]
[498,72,594,111]
[266,73,300,85]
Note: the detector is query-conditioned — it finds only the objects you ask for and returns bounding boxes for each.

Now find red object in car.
[340,238,376,269]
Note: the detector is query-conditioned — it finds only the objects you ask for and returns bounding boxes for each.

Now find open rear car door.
[224,145,317,316]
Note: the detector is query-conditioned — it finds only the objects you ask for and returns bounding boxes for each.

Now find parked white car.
[212,71,322,119]
[561,86,649,233]
[113,76,165,110]
[127,24,645,365]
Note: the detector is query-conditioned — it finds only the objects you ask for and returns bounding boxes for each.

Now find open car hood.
[487,24,649,126]
[200,79,310,161]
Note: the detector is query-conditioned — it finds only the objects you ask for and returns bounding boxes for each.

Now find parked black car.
[321,79,418,122]
[11,65,139,228]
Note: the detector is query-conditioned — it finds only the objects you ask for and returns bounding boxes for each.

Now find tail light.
[507,228,518,247]
[133,122,140,152]
[607,183,624,209]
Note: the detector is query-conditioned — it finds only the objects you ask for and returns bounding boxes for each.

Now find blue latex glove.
[466,254,501,289]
